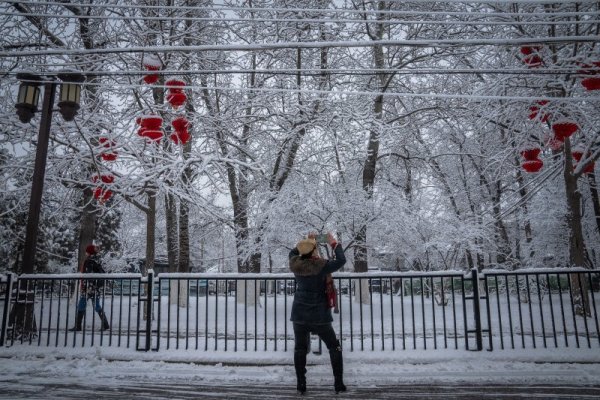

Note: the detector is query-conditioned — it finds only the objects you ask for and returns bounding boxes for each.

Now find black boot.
[98,311,110,331]
[294,351,307,394]
[69,311,84,332]
[329,342,346,393]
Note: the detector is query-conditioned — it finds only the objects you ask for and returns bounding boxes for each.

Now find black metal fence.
[1,269,598,353]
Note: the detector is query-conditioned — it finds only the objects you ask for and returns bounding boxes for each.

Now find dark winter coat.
[289,244,346,324]
[81,254,105,292]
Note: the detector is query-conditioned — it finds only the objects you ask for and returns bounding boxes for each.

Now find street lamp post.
[10,72,84,340]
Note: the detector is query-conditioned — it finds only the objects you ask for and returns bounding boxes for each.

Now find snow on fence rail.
[0,269,598,353]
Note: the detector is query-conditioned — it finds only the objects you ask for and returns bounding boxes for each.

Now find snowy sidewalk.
[1,346,600,399]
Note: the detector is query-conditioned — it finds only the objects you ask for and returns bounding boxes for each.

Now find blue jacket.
[289,244,346,324]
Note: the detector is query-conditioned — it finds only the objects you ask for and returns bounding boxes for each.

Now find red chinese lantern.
[98,137,117,160]
[520,47,542,68]
[581,77,600,91]
[546,137,563,152]
[140,115,163,130]
[142,55,161,85]
[93,188,113,202]
[552,120,579,141]
[523,55,542,68]
[522,159,543,173]
[577,61,600,75]
[144,129,163,141]
[520,146,541,161]
[166,91,187,108]
[92,174,114,184]
[165,78,186,93]
[583,161,595,174]
[528,100,550,122]
[101,152,118,161]
[137,127,148,137]
[91,174,115,202]
[520,46,541,56]
[143,74,159,84]
[170,129,191,145]
[572,148,584,162]
[171,116,189,131]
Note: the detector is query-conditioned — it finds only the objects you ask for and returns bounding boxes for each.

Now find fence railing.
[1,269,598,353]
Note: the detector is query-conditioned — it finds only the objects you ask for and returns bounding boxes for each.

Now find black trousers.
[293,322,339,353]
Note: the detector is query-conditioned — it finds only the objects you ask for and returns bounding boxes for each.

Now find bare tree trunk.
[143,191,156,321]
[588,172,600,238]
[563,138,590,316]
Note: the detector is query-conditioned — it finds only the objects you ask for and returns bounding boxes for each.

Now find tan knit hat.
[296,238,317,256]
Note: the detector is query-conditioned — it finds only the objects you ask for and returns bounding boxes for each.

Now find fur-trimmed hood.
[289,256,327,276]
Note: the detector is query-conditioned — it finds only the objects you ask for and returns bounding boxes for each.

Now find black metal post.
[21,82,57,274]
[145,270,153,351]
[471,269,483,351]
[9,82,57,341]
[0,273,13,346]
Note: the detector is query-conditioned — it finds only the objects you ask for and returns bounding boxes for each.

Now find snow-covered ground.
[1,345,600,399]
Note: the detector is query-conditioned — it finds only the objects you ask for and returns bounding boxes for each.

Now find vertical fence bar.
[55,280,62,347]
[431,276,437,350]
[504,275,514,349]
[234,280,238,352]
[536,274,547,348]
[349,278,354,351]
[586,272,600,347]
[195,279,200,350]
[451,277,457,349]
[359,278,364,351]
[545,273,558,348]
[216,278,220,351]
[483,276,493,351]
[389,277,395,351]
[471,269,482,351]
[494,276,503,350]
[369,278,374,351]
[186,280,190,350]
[205,279,210,351]
[441,277,447,349]
[401,278,405,350]
[525,275,535,348]
[145,271,153,351]
[578,274,591,348]
[557,273,568,347]
[0,273,12,347]
[225,279,229,351]
[461,278,468,350]
[264,279,268,351]
[273,279,277,352]
[515,276,525,348]
[420,277,426,350]
[411,278,416,349]
[379,280,384,351]
[567,277,580,348]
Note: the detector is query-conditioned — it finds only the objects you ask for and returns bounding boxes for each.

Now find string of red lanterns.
[518,47,597,174]
[91,174,115,202]
[520,144,544,173]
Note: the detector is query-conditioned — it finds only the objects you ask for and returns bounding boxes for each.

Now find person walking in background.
[69,244,110,332]
[289,232,347,395]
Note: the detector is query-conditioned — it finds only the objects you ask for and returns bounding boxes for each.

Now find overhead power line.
[4,0,599,19]
[1,36,597,58]
[8,78,599,103]
[4,10,600,26]
[3,67,598,78]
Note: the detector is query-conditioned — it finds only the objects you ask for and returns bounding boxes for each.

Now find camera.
[316,233,328,243]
